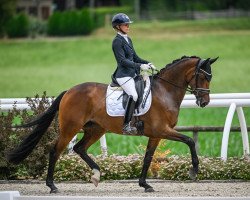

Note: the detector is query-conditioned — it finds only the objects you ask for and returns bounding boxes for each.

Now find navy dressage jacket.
[112,34,149,79]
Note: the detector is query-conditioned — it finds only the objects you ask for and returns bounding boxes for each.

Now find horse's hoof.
[50,188,59,194]
[189,167,197,180]
[91,176,99,187]
[145,187,155,192]
[91,169,100,187]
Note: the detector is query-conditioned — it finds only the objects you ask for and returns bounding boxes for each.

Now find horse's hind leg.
[73,122,105,187]
[46,122,82,193]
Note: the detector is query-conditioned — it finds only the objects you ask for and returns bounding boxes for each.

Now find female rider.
[111,13,155,135]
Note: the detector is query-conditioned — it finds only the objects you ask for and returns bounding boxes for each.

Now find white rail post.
[100,135,108,157]
[236,107,250,156]
[221,103,236,161]
[68,135,77,154]
[68,135,108,157]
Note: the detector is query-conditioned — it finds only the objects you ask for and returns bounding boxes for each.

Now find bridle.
[188,59,211,96]
[152,59,211,96]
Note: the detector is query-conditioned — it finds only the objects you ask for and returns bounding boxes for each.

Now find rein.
[153,71,193,93]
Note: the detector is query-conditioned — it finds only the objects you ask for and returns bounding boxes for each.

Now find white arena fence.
[0,93,249,161]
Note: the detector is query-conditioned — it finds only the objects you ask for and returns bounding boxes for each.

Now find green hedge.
[47,7,132,36]
[5,13,29,38]
[3,7,132,38]
[47,9,94,36]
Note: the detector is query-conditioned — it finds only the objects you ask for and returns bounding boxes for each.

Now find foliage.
[36,154,250,181]
[47,9,94,36]
[0,106,28,179]
[0,0,16,37]
[0,92,58,179]
[159,156,250,180]
[138,140,171,177]
[29,17,47,38]
[5,13,29,38]
[47,154,143,181]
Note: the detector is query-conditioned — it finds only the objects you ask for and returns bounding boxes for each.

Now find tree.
[0,0,17,37]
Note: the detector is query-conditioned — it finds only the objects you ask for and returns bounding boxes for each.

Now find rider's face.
[119,23,130,34]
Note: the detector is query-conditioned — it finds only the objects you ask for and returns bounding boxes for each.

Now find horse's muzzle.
[196,97,209,108]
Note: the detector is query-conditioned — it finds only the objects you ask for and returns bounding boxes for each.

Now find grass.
[1,18,250,157]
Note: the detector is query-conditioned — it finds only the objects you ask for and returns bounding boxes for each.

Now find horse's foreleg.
[163,127,199,180]
[139,138,160,192]
[73,124,105,187]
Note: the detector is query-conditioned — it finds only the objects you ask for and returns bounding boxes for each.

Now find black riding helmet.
[112,13,133,28]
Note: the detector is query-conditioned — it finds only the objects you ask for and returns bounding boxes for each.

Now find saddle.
[111,75,146,110]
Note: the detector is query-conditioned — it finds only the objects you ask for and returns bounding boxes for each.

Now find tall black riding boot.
[123,95,137,135]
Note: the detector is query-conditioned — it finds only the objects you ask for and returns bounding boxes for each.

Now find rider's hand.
[148,63,156,70]
[140,64,151,71]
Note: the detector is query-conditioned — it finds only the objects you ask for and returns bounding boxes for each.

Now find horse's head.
[187,57,218,108]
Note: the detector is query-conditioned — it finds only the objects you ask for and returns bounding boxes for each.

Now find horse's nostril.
[201,101,208,108]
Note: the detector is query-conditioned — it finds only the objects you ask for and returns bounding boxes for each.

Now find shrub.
[79,9,94,35]
[6,13,29,38]
[159,156,250,180]
[40,154,250,182]
[47,12,61,36]
[29,17,47,38]
[47,9,94,36]
[43,154,143,181]
[0,0,16,37]
[0,92,58,179]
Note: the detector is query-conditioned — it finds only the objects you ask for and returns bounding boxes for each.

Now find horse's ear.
[209,57,219,65]
[201,58,210,68]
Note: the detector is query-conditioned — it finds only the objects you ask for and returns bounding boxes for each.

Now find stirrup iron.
[123,122,137,135]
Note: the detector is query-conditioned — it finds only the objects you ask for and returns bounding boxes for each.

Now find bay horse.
[7,56,218,193]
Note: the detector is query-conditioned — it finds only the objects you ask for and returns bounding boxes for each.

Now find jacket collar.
[116,34,133,49]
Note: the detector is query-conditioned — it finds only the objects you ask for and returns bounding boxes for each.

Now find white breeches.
[116,77,138,102]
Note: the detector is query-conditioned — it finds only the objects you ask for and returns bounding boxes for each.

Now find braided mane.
[157,55,200,75]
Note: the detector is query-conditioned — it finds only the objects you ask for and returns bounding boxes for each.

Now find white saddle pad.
[106,77,152,117]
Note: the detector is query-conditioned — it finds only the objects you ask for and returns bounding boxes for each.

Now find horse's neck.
[157,59,197,103]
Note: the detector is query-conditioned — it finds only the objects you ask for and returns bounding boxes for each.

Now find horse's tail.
[6,91,67,165]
